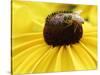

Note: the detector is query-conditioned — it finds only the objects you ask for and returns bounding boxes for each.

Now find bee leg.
[74,24,78,33]
[64,20,72,28]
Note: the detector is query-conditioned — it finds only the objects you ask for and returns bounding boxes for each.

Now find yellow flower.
[12,1,97,75]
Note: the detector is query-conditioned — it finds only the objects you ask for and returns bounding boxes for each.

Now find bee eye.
[64,16,68,20]
[68,15,72,20]
[64,15,72,20]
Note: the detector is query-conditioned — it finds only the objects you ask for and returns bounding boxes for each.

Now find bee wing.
[74,10,83,15]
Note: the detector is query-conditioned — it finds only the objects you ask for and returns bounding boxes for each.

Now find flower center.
[43,11,84,47]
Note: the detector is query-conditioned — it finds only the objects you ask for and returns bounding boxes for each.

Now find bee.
[63,11,84,32]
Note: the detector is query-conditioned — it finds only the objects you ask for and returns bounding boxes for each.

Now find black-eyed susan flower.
[12,1,97,75]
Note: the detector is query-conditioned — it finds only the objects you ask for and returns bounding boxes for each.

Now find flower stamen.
[43,11,84,47]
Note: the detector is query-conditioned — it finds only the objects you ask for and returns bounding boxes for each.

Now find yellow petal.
[89,6,97,25]
[72,44,96,69]
[67,45,85,70]
[33,47,59,73]
[82,22,97,33]
[54,46,63,71]
[61,46,75,71]
[12,32,43,46]
[12,2,35,34]
[13,45,50,74]
[13,38,44,56]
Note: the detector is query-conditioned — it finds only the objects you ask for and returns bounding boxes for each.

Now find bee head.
[63,14,73,25]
